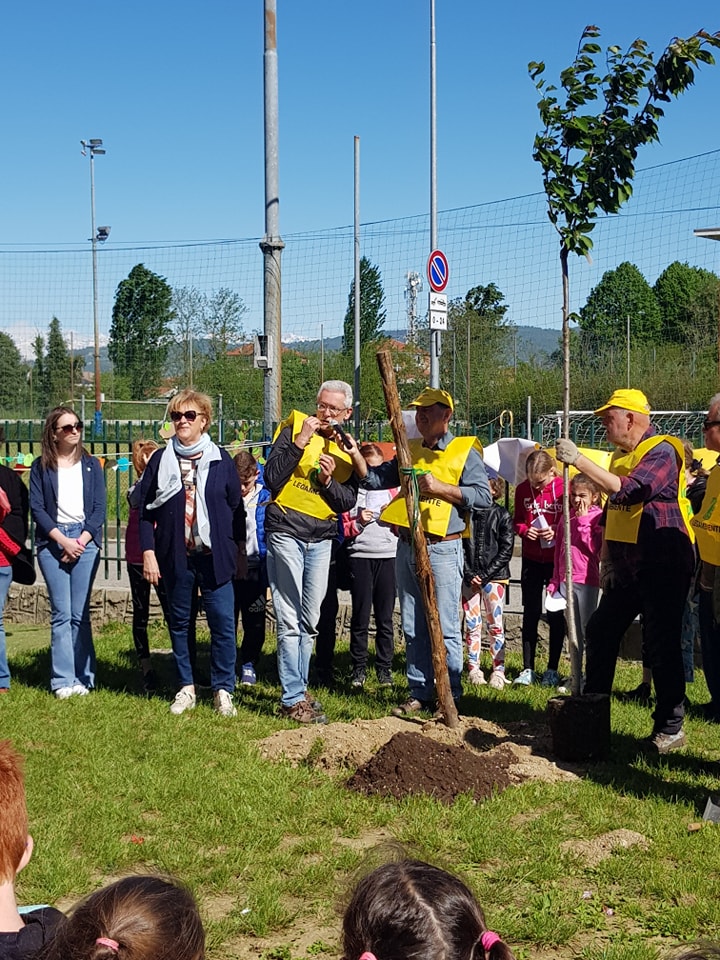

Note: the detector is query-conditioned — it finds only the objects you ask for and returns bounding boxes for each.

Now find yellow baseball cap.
[409,387,454,411]
[594,388,651,416]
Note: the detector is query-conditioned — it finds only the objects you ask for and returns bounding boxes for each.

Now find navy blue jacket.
[139,446,243,587]
[30,453,106,548]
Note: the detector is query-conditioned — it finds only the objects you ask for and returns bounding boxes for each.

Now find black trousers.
[233,564,268,668]
[698,590,720,712]
[520,558,566,671]
[127,562,170,662]
[315,546,339,674]
[348,555,396,672]
[585,562,691,735]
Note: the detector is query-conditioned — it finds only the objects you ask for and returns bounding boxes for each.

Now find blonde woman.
[30,407,105,698]
[139,390,244,717]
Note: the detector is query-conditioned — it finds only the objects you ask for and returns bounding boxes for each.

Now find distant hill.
[281,325,561,362]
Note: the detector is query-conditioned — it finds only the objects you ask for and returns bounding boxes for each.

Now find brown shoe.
[280,699,327,725]
[391,698,433,717]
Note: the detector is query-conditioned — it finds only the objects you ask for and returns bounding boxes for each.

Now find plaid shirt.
[606,425,693,576]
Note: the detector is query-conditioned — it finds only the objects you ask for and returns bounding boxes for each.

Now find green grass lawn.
[4,622,720,960]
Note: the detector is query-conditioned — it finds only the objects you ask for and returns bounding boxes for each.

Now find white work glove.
[555,438,580,466]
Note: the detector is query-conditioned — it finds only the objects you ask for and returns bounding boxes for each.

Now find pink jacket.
[513,476,564,563]
[549,504,603,590]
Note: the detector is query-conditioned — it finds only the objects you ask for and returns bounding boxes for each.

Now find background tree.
[42,317,75,410]
[342,257,386,354]
[203,288,247,364]
[441,282,513,422]
[653,260,720,346]
[109,263,174,398]
[0,332,29,413]
[579,262,662,343]
[170,285,208,385]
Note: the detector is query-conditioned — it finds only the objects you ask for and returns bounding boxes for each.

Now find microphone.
[327,418,354,450]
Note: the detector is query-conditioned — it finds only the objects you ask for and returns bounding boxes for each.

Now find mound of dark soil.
[346,730,516,804]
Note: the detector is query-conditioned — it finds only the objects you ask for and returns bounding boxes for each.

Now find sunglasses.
[56,421,83,434]
[703,420,720,431]
[170,410,199,423]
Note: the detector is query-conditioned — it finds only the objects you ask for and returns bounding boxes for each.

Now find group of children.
[2,736,516,960]
[464,449,603,691]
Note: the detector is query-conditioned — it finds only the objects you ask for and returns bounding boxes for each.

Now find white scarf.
[146,435,221,549]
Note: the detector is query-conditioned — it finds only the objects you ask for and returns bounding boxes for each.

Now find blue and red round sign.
[427,249,449,292]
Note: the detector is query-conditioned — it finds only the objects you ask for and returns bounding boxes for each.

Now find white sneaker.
[468,667,486,686]
[71,683,90,696]
[170,685,197,715]
[213,689,237,717]
[488,670,511,690]
[55,686,76,700]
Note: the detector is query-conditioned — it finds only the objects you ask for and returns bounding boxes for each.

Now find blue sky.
[2,0,720,247]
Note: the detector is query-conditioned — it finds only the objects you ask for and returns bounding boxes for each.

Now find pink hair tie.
[359,953,378,960]
[96,939,120,953]
[481,932,501,952]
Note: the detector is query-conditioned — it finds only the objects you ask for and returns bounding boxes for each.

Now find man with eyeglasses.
[691,394,720,723]
[264,380,359,724]
[555,388,695,754]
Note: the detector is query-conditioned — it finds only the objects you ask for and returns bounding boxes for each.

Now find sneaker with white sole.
[488,670,510,690]
[170,685,197,715]
[468,667,486,686]
[71,683,90,696]
[513,668,535,686]
[213,689,237,717]
[240,663,257,686]
[54,686,76,700]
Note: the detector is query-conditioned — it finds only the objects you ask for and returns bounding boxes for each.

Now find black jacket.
[463,502,514,586]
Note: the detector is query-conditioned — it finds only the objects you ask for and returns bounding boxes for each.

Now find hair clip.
[359,952,378,960]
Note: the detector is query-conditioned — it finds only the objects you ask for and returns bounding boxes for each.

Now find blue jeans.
[0,566,13,687]
[395,537,464,702]
[266,532,332,707]
[163,553,236,692]
[37,523,100,692]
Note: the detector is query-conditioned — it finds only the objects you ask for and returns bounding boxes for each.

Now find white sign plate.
[429,292,448,331]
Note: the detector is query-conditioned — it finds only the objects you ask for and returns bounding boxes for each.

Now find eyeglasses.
[703,420,720,431]
[170,410,198,423]
[316,402,345,417]
[56,422,82,434]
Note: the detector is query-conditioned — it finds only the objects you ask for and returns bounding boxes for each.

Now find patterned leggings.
[462,581,507,671]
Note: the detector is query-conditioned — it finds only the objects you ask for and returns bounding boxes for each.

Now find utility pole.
[260,0,284,429]
[429,0,440,387]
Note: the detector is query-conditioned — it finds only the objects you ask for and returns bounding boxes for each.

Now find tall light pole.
[81,138,107,435]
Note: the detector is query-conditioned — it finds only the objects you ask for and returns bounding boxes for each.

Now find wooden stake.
[376,350,459,728]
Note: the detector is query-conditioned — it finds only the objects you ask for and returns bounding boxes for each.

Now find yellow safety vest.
[380,436,481,537]
[692,465,720,564]
[272,410,354,521]
[606,435,694,544]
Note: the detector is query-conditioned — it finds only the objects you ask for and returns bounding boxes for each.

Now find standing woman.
[30,407,105,698]
[139,390,244,717]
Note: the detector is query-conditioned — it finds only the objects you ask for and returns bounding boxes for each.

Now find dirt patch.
[560,828,650,866]
[347,731,517,803]
[257,714,579,801]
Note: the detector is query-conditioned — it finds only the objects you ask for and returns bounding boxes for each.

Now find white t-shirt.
[56,461,85,525]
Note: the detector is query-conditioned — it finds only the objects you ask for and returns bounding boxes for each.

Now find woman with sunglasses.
[30,407,106,698]
[139,390,244,717]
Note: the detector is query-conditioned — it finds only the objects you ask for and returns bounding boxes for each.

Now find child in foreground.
[513,449,565,685]
[0,740,64,960]
[342,858,516,960]
[462,476,514,689]
[39,875,204,960]
[547,473,603,690]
